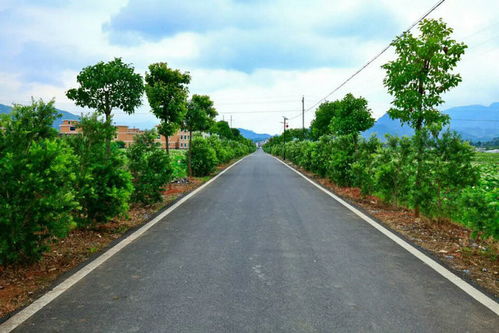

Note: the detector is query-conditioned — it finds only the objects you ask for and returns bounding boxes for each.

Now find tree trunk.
[165,135,170,154]
[105,111,111,157]
[188,130,193,177]
[414,121,423,218]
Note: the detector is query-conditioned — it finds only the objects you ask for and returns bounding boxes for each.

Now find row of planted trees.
[0,60,255,265]
[264,19,498,240]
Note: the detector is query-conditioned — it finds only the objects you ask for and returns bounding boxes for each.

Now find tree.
[231,128,242,140]
[66,114,133,225]
[328,93,374,142]
[210,120,233,140]
[310,100,341,139]
[145,62,191,153]
[0,100,77,263]
[184,94,217,176]
[127,129,172,204]
[382,18,467,217]
[66,58,144,125]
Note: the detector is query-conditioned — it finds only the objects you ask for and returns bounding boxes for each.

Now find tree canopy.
[66,58,144,123]
[145,62,191,152]
[184,94,217,134]
[310,100,340,139]
[382,18,467,132]
[328,93,374,138]
[210,120,233,140]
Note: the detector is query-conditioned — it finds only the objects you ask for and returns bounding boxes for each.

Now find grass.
[474,152,499,165]
[169,149,188,180]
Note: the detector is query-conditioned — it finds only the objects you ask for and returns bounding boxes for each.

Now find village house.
[59,120,191,150]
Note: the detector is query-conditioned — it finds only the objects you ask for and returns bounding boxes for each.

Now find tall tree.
[328,93,374,144]
[184,95,217,176]
[310,100,341,139]
[145,62,191,153]
[382,18,467,217]
[66,58,144,153]
[210,120,233,140]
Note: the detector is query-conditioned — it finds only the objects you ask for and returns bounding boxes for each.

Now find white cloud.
[0,0,498,134]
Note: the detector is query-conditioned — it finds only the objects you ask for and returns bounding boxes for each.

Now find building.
[59,120,191,150]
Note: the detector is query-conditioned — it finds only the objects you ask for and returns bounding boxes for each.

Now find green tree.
[145,62,191,153]
[210,120,233,140]
[0,100,77,264]
[66,58,144,153]
[127,129,172,204]
[66,114,133,225]
[382,18,467,217]
[310,100,341,139]
[328,93,374,143]
[231,128,242,140]
[184,95,217,176]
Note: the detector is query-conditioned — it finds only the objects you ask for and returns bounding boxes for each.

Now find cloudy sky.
[1,0,498,134]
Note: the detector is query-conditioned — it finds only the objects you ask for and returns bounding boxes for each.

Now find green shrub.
[191,136,218,176]
[66,114,133,226]
[420,130,479,220]
[373,135,414,206]
[127,130,172,204]
[351,136,381,195]
[0,100,77,264]
[208,135,232,163]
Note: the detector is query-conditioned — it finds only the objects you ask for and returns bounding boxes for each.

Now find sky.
[1,0,498,135]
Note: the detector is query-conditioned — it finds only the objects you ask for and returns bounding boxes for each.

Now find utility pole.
[302,95,305,137]
[230,115,233,128]
[281,116,288,160]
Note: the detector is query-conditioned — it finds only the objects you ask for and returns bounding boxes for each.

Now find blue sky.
[1,0,498,134]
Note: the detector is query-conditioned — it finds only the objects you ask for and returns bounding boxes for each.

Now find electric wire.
[288,0,447,121]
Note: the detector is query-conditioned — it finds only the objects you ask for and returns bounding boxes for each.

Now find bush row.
[264,131,497,240]
[190,135,256,176]
[0,101,254,264]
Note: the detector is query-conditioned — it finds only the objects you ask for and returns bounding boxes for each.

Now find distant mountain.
[363,102,499,142]
[0,103,80,129]
[0,104,12,114]
[237,128,272,142]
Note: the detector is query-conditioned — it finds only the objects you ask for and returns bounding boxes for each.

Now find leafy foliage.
[310,100,340,139]
[66,58,144,122]
[328,94,374,138]
[0,100,77,264]
[66,114,133,226]
[184,95,217,175]
[145,62,191,151]
[190,136,218,176]
[210,121,233,140]
[127,130,172,204]
[382,18,467,216]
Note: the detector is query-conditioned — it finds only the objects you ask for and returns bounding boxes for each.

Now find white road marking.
[0,155,251,333]
[272,155,499,316]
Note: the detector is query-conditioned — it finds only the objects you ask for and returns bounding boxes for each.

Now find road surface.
[10,150,498,332]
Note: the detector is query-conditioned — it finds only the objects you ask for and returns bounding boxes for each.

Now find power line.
[289,0,447,121]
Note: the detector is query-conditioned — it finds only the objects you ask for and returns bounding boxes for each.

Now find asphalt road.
[12,150,498,332]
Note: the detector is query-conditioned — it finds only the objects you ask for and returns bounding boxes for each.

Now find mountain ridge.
[363,102,499,141]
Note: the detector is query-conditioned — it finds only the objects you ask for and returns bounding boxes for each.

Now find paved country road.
[7,150,499,332]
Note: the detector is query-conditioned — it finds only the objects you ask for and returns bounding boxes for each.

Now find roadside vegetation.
[264,19,498,241]
[0,59,255,266]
